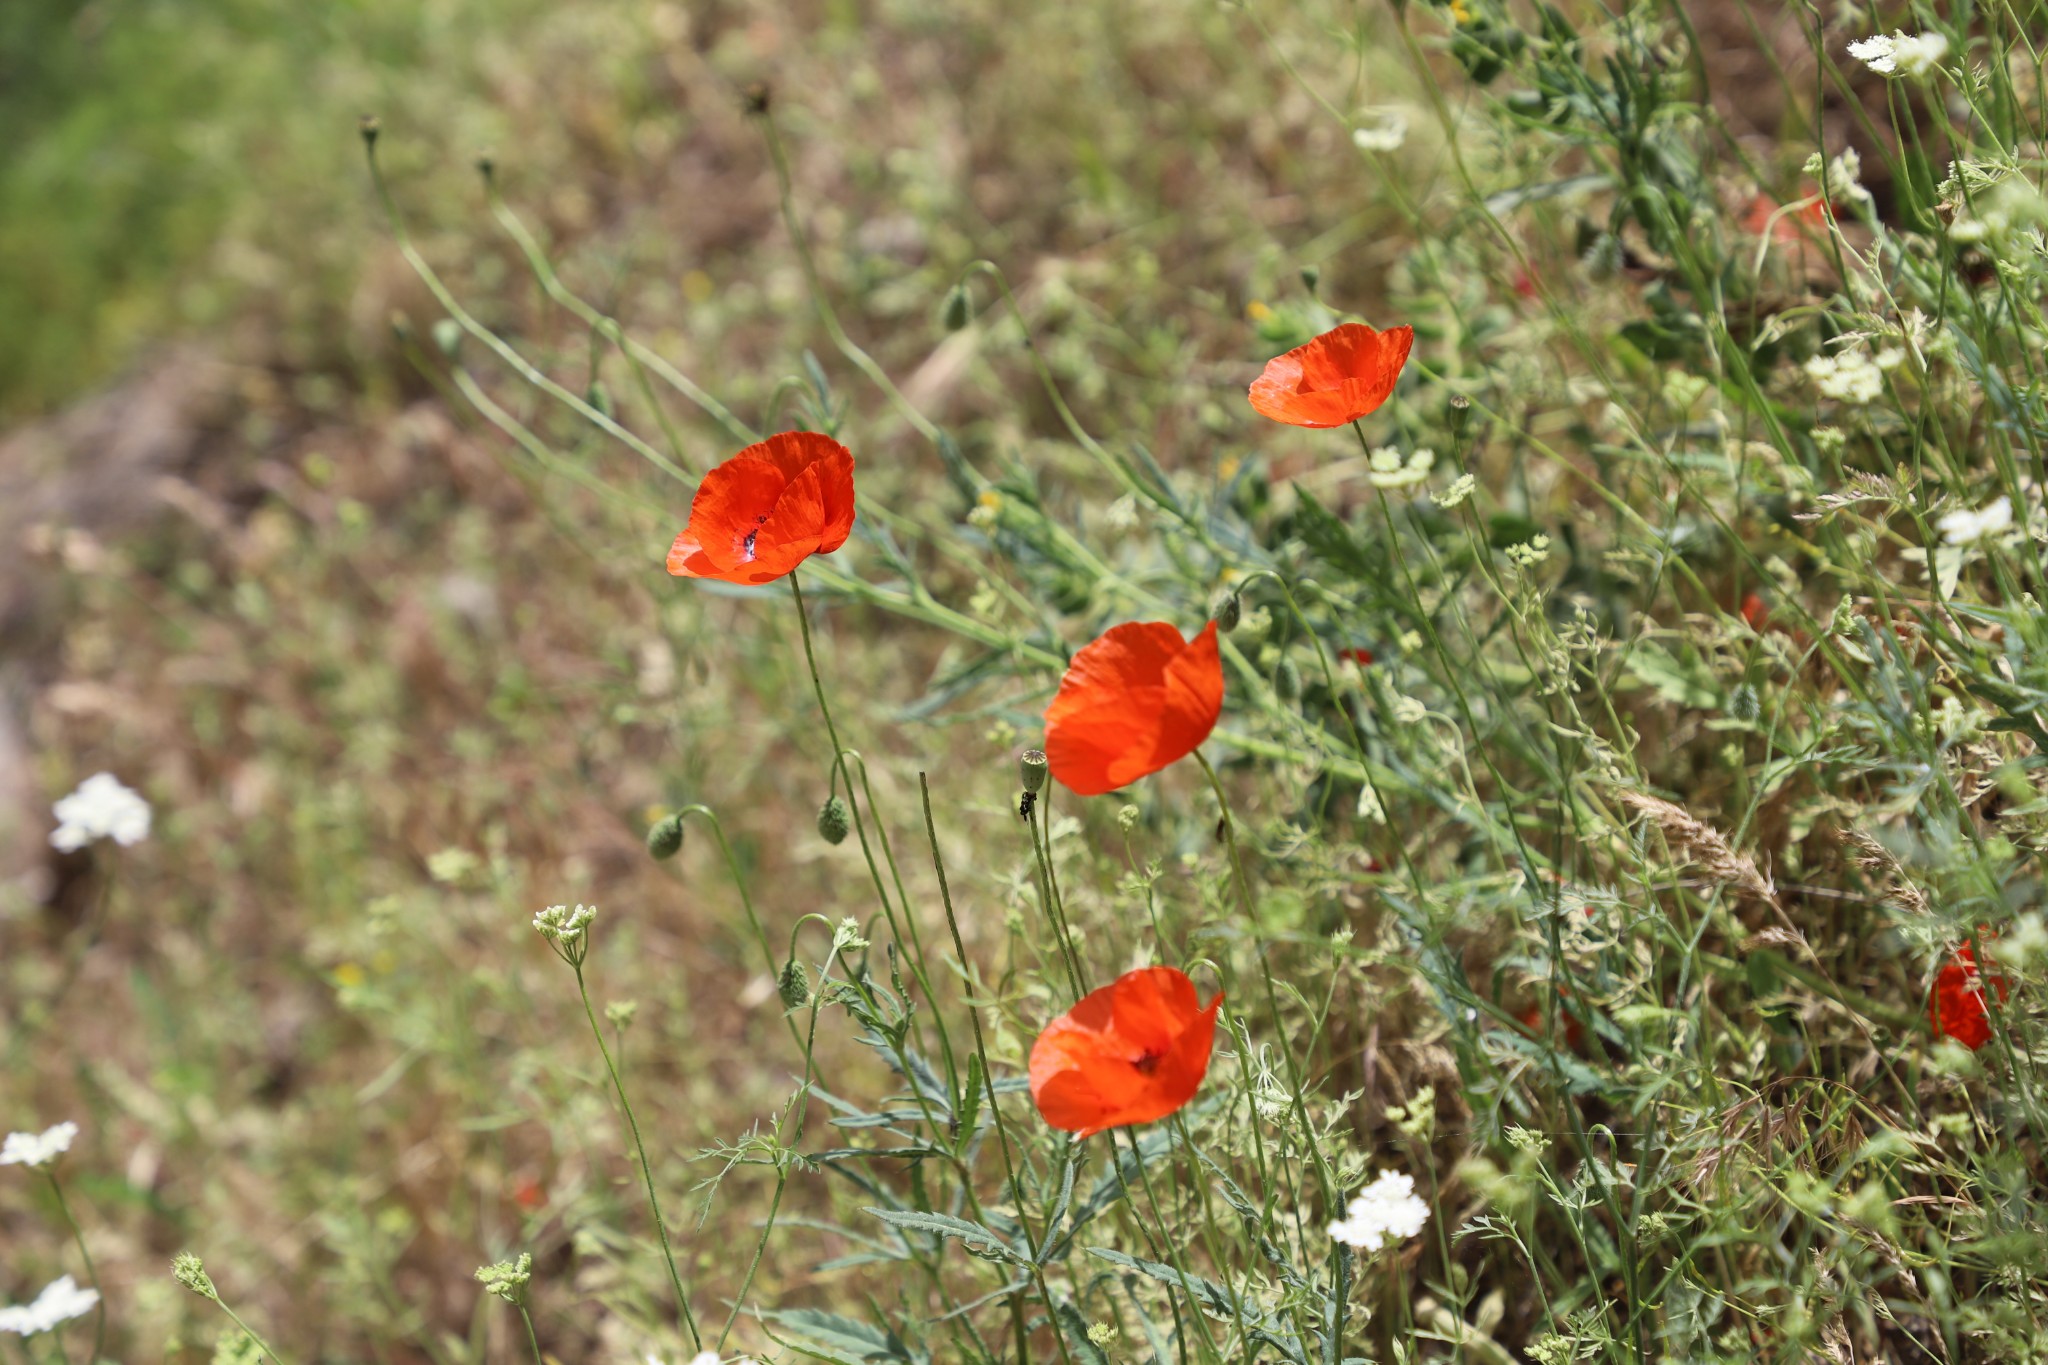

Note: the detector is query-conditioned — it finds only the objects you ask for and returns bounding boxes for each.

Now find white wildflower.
[1850,30,1947,77]
[1101,494,1141,534]
[0,1122,78,1169]
[1804,351,1884,404]
[1327,1170,1431,1252]
[1351,110,1407,153]
[1937,495,2013,546]
[1433,473,1476,508]
[531,903,595,944]
[0,1276,99,1336]
[686,1353,720,1365]
[1846,33,1896,72]
[1506,535,1552,569]
[1368,445,1435,489]
[49,773,151,853]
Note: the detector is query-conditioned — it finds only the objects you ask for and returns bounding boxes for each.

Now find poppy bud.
[1728,683,1761,722]
[942,282,974,332]
[358,114,381,146]
[742,81,772,115]
[1299,264,1321,295]
[586,379,615,421]
[777,958,811,1009]
[1274,655,1301,701]
[475,153,495,184]
[432,318,463,360]
[817,795,852,845]
[1019,749,1049,793]
[646,813,685,861]
[1216,593,1242,632]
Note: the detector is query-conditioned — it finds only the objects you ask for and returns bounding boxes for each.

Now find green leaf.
[1086,1246,1240,1318]
[864,1207,1028,1264]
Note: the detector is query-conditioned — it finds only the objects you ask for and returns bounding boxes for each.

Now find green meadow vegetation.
[5,0,2048,1362]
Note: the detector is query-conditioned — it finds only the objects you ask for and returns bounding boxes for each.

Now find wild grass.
[5,0,2048,1361]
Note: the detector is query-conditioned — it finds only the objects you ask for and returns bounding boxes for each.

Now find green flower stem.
[571,962,700,1352]
[917,774,1073,1365]
[515,1305,544,1365]
[45,1174,103,1365]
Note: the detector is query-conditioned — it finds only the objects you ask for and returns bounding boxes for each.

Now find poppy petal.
[1029,966,1221,1137]
[1248,323,1413,428]
[669,457,790,577]
[665,432,857,584]
[1044,622,1220,795]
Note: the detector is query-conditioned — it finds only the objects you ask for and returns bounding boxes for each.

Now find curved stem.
[46,1175,103,1364]
[573,964,700,1351]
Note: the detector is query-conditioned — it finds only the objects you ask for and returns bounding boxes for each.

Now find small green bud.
[1298,264,1321,295]
[173,1252,218,1301]
[818,795,852,845]
[942,282,974,331]
[777,958,811,1010]
[1727,682,1761,722]
[1018,749,1048,793]
[1274,654,1302,701]
[605,999,638,1029]
[646,813,685,860]
[358,114,381,145]
[1831,597,1858,636]
[1216,593,1242,632]
[431,318,463,359]
[586,379,615,421]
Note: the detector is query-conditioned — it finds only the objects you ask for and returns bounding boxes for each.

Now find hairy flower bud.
[818,795,852,845]
[646,813,685,860]
[172,1252,218,1301]
[777,958,811,1010]
[942,282,974,331]
[1018,749,1049,793]
[1298,264,1321,295]
[1216,593,1242,632]
[1274,654,1302,701]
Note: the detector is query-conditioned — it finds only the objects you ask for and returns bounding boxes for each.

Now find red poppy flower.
[1029,966,1222,1138]
[1043,621,1224,796]
[1247,322,1414,428]
[1929,944,2010,1050]
[1740,591,1769,630]
[665,431,856,584]
[1341,647,1376,667]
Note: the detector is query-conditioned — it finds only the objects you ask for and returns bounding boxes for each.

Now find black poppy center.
[1130,1049,1163,1076]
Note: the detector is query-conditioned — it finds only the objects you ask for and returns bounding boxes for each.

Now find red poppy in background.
[1030,966,1222,1137]
[666,431,856,584]
[1043,621,1224,796]
[1929,944,2010,1050]
[1248,321,1414,428]
[1341,646,1376,667]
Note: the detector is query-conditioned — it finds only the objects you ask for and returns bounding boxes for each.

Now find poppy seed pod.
[646,813,685,860]
[777,958,811,1010]
[942,283,974,331]
[1274,655,1302,701]
[817,795,852,845]
[1019,750,1049,793]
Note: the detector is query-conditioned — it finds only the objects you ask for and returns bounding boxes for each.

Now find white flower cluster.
[1368,446,1436,489]
[1804,350,1889,404]
[49,773,150,853]
[0,1276,99,1336]
[1352,110,1408,153]
[1937,496,2013,546]
[1848,31,1948,77]
[1328,1170,1431,1252]
[1433,473,1477,509]
[0,1122,78,1169]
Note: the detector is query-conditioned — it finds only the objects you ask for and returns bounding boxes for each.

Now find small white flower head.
[1352,109,1408,153]
[1804,350,1884,404]
[1937,495,2013,546]
[1368,446,1436,489]
[532,904,596,965]
[1101,494,1141,534]
[1851,30,1947,77]
[1327,1170,1431,1252]
[1506,535,1553,569]
[0,1121,78,1169]
[687,1354,720,1365]
[1847,33,1897,72]
[0,1276,100,1336]
[831,917,870,953]
[1433,473,1476,509]
[49,773,151,853]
